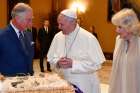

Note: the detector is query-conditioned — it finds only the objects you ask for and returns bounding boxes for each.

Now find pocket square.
[31,41,35,46]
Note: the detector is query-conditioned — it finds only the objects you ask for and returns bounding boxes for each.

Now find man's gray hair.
[11,3,32,18]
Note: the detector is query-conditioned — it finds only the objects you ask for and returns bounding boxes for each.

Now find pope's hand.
[57,57,72,69]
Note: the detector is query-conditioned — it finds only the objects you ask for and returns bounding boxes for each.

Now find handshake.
[57,57,72,69]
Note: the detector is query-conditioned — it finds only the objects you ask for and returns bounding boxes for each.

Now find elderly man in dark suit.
[0,3,34,76]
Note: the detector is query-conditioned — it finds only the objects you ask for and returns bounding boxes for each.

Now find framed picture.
[107,0,115,21]
[107,0,131,21]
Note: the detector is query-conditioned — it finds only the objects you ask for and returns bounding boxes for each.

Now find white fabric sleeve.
[71,36,106,74]
[47,36,62,74]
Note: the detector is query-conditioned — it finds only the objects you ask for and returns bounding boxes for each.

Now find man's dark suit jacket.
[0,25,34,76]
[38,26,54,54]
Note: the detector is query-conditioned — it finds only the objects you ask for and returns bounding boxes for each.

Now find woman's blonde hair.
[111,8,140,36]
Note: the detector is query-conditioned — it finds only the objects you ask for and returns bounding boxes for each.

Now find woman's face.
[116,26,131,40]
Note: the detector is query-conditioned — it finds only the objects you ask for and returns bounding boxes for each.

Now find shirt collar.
[10,21,20,37]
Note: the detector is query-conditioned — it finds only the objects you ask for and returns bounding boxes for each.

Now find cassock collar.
[66,24,80,39]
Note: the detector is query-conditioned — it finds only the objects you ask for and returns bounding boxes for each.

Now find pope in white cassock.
[47,9,106,93]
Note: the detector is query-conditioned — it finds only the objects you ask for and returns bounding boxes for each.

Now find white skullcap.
[60,9,77,19]
[112,8,140,35]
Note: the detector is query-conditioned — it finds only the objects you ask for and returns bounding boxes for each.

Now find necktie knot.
[45,27,48,33]
[19,31,24,39]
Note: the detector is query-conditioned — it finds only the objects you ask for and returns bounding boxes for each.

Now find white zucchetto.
[60,9,77,19]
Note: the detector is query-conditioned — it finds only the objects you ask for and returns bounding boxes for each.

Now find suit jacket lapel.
[7,25,28,55]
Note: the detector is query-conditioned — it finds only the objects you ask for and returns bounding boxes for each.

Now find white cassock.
[47,24,105,93]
